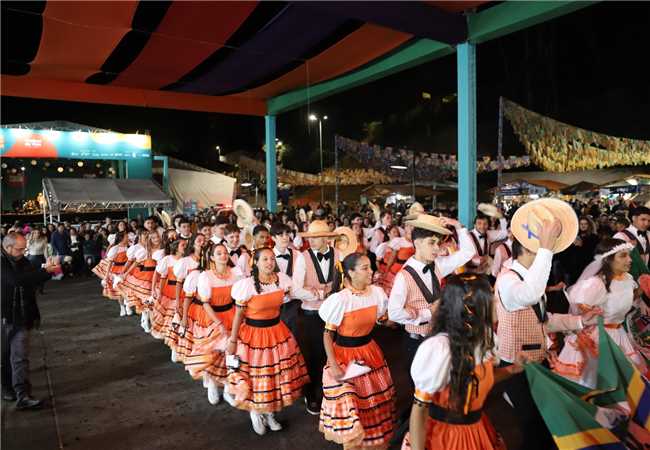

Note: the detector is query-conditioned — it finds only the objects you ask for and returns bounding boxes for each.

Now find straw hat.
[233,199,254,228]
[405,214,452,235]
[404,202,425,221]
[299,220,337,238]
[511,198,578,254]
[477,203,503,219]
[333,226,359,259]
[368,202,381,223]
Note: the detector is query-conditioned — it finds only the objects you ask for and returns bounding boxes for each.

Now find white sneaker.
[250,411,266,435]
[170,349,178,363]
[202,373,210,389]
[207,381,221,405]
[125,304,134,316]
[119,305,126,317]
[223,389,236,407]
[141,311,151,333]
[263,413,282,432]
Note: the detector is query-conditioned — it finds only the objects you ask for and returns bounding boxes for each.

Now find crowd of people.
[2,196,650,449]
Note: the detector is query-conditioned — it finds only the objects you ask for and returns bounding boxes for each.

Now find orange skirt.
[320,340,396,449]
[119,268,155,313]
[232,319,309,413]
[401,413,505,450]
[184,305,235,384]
[102,275,123,301]
[92,259,109,279]
[150,293,178,341]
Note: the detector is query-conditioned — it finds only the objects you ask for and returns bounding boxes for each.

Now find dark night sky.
[2,2,649,175]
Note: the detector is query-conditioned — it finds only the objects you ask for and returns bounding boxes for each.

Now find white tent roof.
[168,168,235,212]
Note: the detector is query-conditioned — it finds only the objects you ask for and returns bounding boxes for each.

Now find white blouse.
[106,245,127,261]
[183,270,201,296]
[156,255,179,276]
[568,274,636,324]
[411,333,496,399]
[173,256,199,281]
[127,243,144,260]
[319,286,387,328]
[231,273,293,306]
[197,268,243,300]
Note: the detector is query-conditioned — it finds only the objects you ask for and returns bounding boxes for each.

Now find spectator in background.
[26,229,48,294]
[83,231,102,277]
[69,228,84,276]
[2,232,58,409]
[51,224,71,258]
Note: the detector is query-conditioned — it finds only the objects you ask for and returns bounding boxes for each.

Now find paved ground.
[2,277,523,450]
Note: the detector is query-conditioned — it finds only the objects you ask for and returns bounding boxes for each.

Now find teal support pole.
[118,160,126,179]
[126,157,153,220]
[265,115,277,212]
[457,42,477,227]
[154,155,169,193]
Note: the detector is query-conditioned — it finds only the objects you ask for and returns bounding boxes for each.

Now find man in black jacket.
[1,232,57,410]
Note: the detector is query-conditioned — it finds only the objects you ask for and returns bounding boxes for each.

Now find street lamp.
[309,114,328,204]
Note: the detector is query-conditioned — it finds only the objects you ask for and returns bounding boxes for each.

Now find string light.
[1,163,6,169]
[77,161,84,167]
[30,160,37,166]
[68,168,74,173]
[57,167,64,173]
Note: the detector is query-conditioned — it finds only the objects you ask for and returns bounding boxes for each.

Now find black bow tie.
[638,230,648,238]
[477,233,486,240]
[229,249,241,257]
[317,251,331,262]
[423,263,435,274]
[276,253,290,260]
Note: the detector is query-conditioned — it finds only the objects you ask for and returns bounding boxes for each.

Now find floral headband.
[594,242,634,261]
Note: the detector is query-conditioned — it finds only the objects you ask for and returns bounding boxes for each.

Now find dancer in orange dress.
[319,253,396,450]
[118,232,163,317]
[166,234,206,362]
[402,274,524,450]
[184,243,244,405]
[377,226,415,296]
[101,231,130,317]
[151,239,187,351]
[226,247,310,435]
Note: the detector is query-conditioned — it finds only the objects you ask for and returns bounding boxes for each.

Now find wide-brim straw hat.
[233,199,254,228]
[368,202,381,223]
[333,226,359,259]
[299,220,337,238]
[405,214,452,235]
[477,203,503,219]
[404,202,425,221]
[511,198,578,254]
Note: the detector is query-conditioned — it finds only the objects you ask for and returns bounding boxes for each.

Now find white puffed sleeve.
[152,249,165,262]
[183,270,200,296]
[106,246,119,261]
[411,334,451,404]
[173,257,190,280]
[568,276,607,313]
[126,245,137,260]
[232,278,255,306]
[372,286,389,319]
[197,272,213,301]
[375,242,389,259]
[156,256,170,276]
[134,247,147,262]
[319,291,347,331]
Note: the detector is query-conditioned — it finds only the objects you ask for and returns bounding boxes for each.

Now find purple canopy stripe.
[173,4,352,96]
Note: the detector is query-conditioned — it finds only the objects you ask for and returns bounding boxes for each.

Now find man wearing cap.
[298,220,342,415]
[496,199,601,450]
[466,205,508,274]
[614,206,650,265]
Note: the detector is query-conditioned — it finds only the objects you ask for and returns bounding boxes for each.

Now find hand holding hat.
[538,218,562,251]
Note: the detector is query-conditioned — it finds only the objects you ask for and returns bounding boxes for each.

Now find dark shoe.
[15,396,43,410]
[2,390,16,401]
[304,397,321,416]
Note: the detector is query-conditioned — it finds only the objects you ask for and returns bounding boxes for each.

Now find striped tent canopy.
[1,1,492,115]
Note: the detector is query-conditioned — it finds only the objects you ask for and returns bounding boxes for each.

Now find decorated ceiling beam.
[1,75,266,116]
[267,39,453,115]
[268,1,597,115]
[310,1,468,44]
[467,1,597,44]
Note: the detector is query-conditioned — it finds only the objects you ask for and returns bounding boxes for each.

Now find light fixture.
[77,161,84,167]
[44,161,51,167]
[241,182,253,187]
[10,168,17,174]
[68,168,74,173]
[99,171,104,175]
[96,163,101,168]
[626,178,638,186]
[1,163,6,169]
[20,166,25,171]
[323,115,328,120]
[57,167,64,173]
[390,164,408,170]
[276,140,283,146]
[30,159,37,166]
[309,114,317,121]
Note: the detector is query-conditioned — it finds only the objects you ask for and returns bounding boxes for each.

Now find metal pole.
[411,149,416,200]
[497,96,504,191]
[334,136,339,215]
[319,119,324,205]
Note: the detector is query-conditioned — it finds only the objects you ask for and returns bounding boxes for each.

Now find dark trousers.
[499,360,556,450]
[28,255,47,291]
[391,332,425,445]
[280,299,300,337]
[1,323,31,398]
[301,310,325,404]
